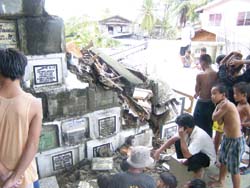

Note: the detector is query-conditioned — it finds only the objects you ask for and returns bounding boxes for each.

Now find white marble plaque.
[34,64,58,85]
[25,53,67,89]
[92,157,113,170]
[52,151,73,171]
[0,20,17,49]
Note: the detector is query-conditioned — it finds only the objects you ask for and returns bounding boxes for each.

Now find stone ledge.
[39,176,59,188]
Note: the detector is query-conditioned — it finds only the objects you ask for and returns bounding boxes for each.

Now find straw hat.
[127,146,154,168]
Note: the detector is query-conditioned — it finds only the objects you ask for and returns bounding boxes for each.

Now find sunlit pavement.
[122,39,200,95]
[122,39,250,188]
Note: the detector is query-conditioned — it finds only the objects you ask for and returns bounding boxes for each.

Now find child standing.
[183,50,193,68]
[233,82,250,133]
[209,84,245,188]
[233,82,250,174]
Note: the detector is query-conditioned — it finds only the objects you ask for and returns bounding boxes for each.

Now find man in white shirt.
[154,113,216,179]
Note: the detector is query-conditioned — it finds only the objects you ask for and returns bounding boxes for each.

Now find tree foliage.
[164,0,213,27]
[141,0,155,33]
[65,16,120,48]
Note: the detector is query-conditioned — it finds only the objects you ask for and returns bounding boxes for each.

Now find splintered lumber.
[90,48,143,85]
[93,62,123,91]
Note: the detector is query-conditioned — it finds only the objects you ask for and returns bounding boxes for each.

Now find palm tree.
[163,0,212,27]
[141,0,155,34]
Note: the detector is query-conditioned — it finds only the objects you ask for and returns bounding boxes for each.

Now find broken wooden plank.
[90,48,143,85]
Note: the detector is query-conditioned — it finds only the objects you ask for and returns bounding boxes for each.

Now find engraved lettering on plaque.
[33,64,58,85]
[52,151,73,171]
[0,20,17,49]
[98,116,116,137]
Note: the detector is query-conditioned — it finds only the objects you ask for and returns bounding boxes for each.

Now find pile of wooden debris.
[66,42,180,134]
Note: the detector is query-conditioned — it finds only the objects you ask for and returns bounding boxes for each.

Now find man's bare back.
[195,69,217,100]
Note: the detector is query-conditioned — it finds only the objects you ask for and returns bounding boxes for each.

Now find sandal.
[240,166,250,175]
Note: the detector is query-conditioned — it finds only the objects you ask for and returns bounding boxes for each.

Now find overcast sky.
[45,0,144,21]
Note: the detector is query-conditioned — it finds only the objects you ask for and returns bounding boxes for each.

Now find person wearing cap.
[154,113,216,179]
[108,146,156,188]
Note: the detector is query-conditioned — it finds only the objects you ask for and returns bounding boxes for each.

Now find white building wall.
[199,0,250,56]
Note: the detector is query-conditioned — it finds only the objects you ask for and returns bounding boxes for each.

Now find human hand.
[178,127,187,138]
[228,59,243,68]
[2,173,23,188]
[216,99,226,109]
[0,171,12,182]
[153,149,161,160]
[0,163,11,182]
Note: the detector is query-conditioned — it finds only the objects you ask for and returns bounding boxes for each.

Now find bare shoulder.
[29,96,43,118]
[219,99,230,110]
[196,73,204,80]
[227,101,237,111]
[242,104,250,113]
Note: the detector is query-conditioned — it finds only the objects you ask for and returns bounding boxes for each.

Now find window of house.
[237,11,250,26]
[209,13,222,26]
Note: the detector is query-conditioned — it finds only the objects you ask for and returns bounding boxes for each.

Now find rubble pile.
[56,141,174,188]
[53,43,184,188]
[66,43,179,133]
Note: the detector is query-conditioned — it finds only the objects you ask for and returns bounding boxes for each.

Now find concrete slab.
[39,176,59,188]
[92,157,113,171]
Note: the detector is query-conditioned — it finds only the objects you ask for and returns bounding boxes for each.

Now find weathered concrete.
[35,89,89,121]
[0,0,45,17]
[34,87,120,121]
[88,87,120,111]
[39,176,59,188]
[17,16,65,55]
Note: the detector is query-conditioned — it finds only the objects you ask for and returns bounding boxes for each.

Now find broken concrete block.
[39,176,59,188]
[92,157,113,171]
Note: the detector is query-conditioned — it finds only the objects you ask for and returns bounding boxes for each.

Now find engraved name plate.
[0,20,17,49]
[52,151,73,171]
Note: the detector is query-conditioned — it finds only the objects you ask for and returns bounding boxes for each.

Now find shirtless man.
[209,84,245,188]
[193,54,217,137]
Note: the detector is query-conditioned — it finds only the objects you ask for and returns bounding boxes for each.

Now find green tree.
[161,0,212,27]
[141,0,155,34]
[65,16,120,48]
